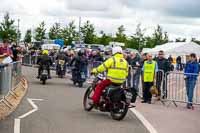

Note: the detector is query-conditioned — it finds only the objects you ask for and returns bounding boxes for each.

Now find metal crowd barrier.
[22,54,32,66]
[21,54,57,70]
[0,61,22,100]
[22,54,41,66]
[164,72,200,106]
[128,66,165,99]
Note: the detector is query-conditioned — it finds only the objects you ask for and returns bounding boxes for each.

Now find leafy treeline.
[0,13,199,49]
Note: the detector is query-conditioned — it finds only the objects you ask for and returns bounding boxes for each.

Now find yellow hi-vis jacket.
[143,61,156,82]
[93,53,128,84]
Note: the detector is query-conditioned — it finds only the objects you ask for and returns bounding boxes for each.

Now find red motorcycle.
[83,74,133,121]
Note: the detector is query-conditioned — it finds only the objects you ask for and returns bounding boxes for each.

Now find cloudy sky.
[0,0,200,40]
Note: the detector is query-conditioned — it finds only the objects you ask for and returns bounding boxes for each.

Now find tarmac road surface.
[0,66,149,133]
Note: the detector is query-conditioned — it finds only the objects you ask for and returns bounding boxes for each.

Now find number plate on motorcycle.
[59,60,65,65]
[125,92,133,100]
[42,70,48,75]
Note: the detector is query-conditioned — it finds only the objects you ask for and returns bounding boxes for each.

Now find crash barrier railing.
[127,66,165,99]
[21,54,200,106]
[22,54,56,65]
[21,54,103,77]
[21,54,57,70]
[21,54,31,66]
[0,61,22,100]
[164,72,200,106]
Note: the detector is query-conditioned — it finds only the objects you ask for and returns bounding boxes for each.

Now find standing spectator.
[154,50,170,99]
[168,55,173,64]
[176,56,182,71]
[129,52,142,91]
[125,52,131,64]
[0,39,13,63]
[11,43,21,62]
[91,50,104,68]
[142,53,158,104]
[184,53,199,109]
[168,55,174,71]
[141,53,148,99]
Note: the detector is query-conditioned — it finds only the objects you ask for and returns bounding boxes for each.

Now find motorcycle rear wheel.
[42,79,46,85]
[110,104,128,121]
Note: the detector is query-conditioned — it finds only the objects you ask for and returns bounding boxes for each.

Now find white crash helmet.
[112,46,123,55]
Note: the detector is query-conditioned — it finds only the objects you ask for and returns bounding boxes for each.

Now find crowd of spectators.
[1,40,199,108]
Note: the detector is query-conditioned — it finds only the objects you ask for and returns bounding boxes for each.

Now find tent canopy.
[145,42,200,57]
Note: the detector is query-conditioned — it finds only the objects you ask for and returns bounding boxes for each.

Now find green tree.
[175,37,186,42]
[34,21,46,41]
[24,29,32,43]
[191,38,200,45]
[97,31,112,45]
[135,24,146,50]
[145,36,155,48]
[115,25,127,43]
[62,21,78,45]
[100,33,112,45]
[49,23,62,40]
[0,12,18,42]
[126,24,146,50]
[80,20,96,44]
[152,25,169,47]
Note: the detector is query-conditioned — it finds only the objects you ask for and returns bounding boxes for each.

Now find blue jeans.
[185,79,197,103]
[83,65,88,79]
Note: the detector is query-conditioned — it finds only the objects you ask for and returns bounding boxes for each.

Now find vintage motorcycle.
[83,73,133,121]
[57,59,65,78]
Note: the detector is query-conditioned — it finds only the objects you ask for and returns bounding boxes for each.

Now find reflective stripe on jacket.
[143,61,156,82]
[95,53,128,83]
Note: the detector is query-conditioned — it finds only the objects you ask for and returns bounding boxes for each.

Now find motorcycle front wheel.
[83,86,94,111]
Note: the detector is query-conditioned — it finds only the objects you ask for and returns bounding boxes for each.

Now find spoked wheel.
[110,102,129,121]
[83,86,94,111]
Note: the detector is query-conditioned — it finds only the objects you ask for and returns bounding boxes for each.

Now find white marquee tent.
[145,42,200,57]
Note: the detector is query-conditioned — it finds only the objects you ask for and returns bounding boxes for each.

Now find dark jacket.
[176,56,182,64]
[184,61,199,80]
[130,56,142,69]
[91,55,104,62]
[154,57,170,73]
[56,53,68,64]
[168,56,173,64]
[37,55,53,67]
[11,46,19,62]
[70,55,88,71]
[126,56,131,65]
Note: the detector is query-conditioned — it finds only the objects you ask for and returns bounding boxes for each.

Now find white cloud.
[0,0,199,40]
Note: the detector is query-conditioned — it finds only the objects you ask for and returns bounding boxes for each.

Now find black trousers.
[156,71,163,96]
[143,82,154,102]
